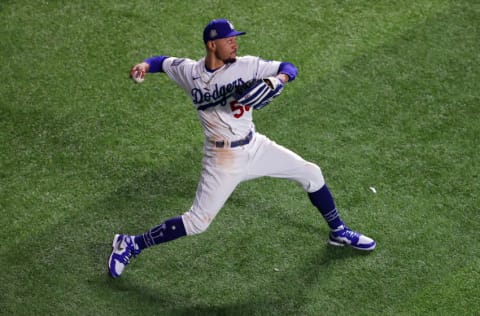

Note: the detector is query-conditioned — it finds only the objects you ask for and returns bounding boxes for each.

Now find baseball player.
[109,18,376,278]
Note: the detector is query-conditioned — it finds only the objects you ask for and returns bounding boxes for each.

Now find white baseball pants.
[182,132,325,235]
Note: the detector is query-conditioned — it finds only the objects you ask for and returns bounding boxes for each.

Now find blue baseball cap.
[203,19,246,43]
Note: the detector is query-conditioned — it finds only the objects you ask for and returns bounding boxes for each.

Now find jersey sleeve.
[160,57,197,92]
[253,57,282,79]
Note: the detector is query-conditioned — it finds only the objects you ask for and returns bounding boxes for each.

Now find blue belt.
[215,131,253,148]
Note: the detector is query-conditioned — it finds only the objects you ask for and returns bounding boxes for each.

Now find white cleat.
[108,234,140,278]
[329,226,376,251]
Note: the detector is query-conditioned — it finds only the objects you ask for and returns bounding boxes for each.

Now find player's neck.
[204,54,225,72]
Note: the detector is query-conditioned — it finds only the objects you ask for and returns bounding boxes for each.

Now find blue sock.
[134,216,187,250]
[308,185,344,230]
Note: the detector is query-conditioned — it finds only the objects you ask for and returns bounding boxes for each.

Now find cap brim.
[221,30,246,39]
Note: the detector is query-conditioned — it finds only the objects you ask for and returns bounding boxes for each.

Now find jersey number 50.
[230,101,251,119]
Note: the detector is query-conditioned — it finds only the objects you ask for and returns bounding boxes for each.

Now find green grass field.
[1,0,479,315]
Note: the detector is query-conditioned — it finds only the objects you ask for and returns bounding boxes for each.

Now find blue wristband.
[278,62,298,82]
[144,56,169,73]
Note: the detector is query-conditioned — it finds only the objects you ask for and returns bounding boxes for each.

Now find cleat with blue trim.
[108,234,140,278]
[328,225,376,251]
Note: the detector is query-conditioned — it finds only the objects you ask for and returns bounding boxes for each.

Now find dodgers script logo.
[191,78,245,110]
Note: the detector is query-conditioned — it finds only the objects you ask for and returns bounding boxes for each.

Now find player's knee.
[304,162,325,192]
[181,210,213,235]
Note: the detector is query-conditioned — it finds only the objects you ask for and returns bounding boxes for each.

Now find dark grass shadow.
[95,233,372,315]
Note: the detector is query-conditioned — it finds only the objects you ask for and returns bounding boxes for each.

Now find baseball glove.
[234,77,284,110]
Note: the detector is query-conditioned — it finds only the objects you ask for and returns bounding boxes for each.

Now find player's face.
[214,36,238,63]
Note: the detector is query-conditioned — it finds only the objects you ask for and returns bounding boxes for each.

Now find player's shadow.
[99,238,365,316]
[170,248,364,316]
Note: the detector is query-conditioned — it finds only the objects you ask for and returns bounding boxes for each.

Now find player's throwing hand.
[130,62,149,83]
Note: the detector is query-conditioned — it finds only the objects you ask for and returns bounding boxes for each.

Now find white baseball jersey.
[161,55,281,142]
[155,55,325,235]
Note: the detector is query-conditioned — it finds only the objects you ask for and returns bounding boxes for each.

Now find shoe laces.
[333,226,358,239]
[121,237,139,264]
[341,228,360,242]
